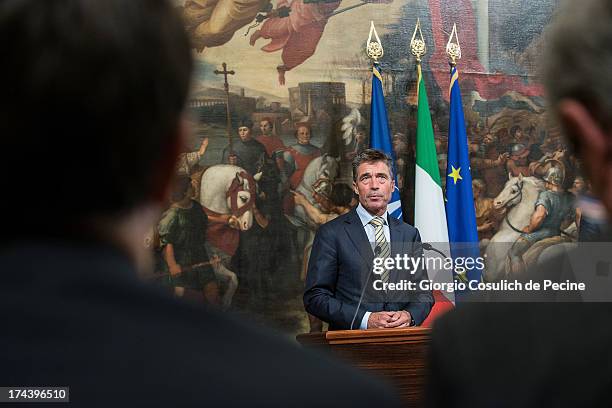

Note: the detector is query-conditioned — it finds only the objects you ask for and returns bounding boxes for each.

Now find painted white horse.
[200,164,259,231]
[293,154,340,229]
[199,164,260,309]
[287,154,339,280]
[484,174,545,281]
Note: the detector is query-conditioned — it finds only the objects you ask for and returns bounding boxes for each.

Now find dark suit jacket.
[304,208,434,330]
[0,240,401,407]
[428,230,612,408]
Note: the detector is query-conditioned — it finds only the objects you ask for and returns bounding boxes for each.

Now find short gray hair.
[352,149,394,181]
[543,0,612,131]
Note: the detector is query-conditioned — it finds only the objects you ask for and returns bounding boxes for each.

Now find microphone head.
[374,245,382,255]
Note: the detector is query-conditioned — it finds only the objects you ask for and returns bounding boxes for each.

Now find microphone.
[422,242,447,258]
[350,245,382,330]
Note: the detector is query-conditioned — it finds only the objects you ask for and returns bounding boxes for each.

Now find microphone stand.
[350,245,381,330]
[422,242,448,258]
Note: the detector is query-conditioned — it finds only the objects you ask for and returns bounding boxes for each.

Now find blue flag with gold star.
[445,66,481,282]
[370,63,402,219]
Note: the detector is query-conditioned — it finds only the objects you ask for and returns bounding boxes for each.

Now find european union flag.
[369,63,402,219]
[445,66,482,283]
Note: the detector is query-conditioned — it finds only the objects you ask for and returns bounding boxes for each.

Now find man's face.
[238,126,251,141]
[260,121,272,136]
[484,134,493,145]
[353,161,395,216]
[573,177,585,193]
[296,126,310,144]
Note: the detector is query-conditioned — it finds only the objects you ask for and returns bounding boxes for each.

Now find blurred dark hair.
[352,149,394,181]
[543,0,612,132]
[0,0,193,234]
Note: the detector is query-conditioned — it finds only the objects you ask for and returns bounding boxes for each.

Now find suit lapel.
[388,214,403,255]
[344,209,375,269]
[388,214,404,284]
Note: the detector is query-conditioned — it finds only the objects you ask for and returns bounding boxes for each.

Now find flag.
[445,65,482,283]
[415,64,455,325]
[414,64,449,244]
[369,63,402,219]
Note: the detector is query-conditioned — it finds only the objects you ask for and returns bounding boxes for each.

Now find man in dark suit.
[304,149,434,330]
[0,1,402,406]
[428,1,612,406]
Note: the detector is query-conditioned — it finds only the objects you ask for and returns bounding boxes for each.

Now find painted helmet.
[543,166,564,186]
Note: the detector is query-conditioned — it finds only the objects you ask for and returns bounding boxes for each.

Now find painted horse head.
[494,174,544,210]
[200,164,257,231]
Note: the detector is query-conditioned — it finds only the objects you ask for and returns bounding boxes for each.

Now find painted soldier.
[508,167,575,274]
[281,124,320,189]
[158,176,220,303]
[256,117,286,159]
[506,143,531,177]
[221,118,267,176]
[281,124,321,213]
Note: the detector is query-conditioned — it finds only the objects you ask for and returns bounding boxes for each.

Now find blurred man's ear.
[149,114,188,205]
[558,99,611,199]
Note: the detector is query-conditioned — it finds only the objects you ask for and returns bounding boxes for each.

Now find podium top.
[296,327,430,346]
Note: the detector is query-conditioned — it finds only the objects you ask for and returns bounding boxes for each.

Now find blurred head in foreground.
[0,0,193,263]
[543,0,612,218]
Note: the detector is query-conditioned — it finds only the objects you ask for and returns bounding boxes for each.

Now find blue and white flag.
[369,63,402,219]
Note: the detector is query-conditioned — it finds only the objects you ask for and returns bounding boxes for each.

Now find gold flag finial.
[446,23,461,66]
[366,21,384,62]
[410,18,426,63]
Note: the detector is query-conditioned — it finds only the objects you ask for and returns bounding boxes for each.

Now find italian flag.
[414,64,454,324]
[414,64,449,243]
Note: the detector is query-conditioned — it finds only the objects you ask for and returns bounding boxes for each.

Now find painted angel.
[181,0,272,51]
[249,0,392,85]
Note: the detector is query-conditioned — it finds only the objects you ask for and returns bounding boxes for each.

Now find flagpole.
[411,19,454,314]
[365,21,403,220]
[410,18,426,94]
[444,23,482,286]
[366,21,383,66]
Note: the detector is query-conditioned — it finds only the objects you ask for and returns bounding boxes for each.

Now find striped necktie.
[370,216,390,284]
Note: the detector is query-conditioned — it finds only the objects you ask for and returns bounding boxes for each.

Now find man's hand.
[198,137,209,156]
[386,311,411,328]
[228,215,240,229]
[291,190,307,206]
[496,153,510,165]
[169,264,182,277]
[367,311,394,329]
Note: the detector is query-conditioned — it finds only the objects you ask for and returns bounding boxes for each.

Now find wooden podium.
[296,328,431,407]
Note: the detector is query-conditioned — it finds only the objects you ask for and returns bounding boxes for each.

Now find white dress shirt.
[355,203,390,329]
